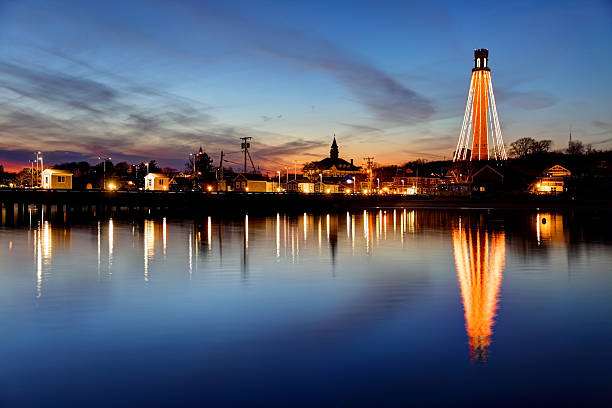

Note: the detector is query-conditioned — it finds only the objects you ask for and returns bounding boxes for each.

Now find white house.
[144,173,170,191]
[41,169,72,189]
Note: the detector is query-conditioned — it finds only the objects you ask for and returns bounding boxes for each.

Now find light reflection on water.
[1,209,612,406]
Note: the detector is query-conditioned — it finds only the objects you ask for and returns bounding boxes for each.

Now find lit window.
[484,58,487,67]
[477,59,480,68]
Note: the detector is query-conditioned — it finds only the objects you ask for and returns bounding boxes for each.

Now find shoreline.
[0,189,610,216]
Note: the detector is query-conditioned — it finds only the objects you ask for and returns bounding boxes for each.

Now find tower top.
[330,135,339,160]
[473,48,490,72]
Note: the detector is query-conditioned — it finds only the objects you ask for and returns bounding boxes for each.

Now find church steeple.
[330,134,339,160]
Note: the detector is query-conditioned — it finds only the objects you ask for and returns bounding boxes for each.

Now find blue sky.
[1,0,611,172]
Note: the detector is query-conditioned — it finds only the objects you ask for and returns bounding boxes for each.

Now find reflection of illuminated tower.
[454,49,507,161]
[452,222,505,362]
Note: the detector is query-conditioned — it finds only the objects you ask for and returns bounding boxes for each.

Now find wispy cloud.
[0,61,122,114]
[339,123,383,133]
[495,88,558,110]
[172,2,435,125]
[0,51,312,169]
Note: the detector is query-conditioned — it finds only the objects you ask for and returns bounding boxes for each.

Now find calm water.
[0,209,611,407]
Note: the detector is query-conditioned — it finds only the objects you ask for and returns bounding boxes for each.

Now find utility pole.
[240,137,252,174]
[219,151,224,180]
[286,167,289,186]
[294,160,297,180]
[364,157,374,193]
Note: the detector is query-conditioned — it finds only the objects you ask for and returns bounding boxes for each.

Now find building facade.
[303,137,363,179]
[41,169,72,189]
[144,173,170,191]
[530,165,571,194]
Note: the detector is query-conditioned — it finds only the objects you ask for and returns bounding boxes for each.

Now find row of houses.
[37,135,573,195]
[40,164,573,196]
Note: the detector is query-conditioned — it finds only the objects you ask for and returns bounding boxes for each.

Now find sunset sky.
[1,0,611,172]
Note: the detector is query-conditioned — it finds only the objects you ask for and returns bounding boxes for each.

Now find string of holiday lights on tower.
[454,49,507,161]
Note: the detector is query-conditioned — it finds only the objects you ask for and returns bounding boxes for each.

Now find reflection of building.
[452,221,505,362]
[535,212,566,245]
[530,165,571,195]
[34,221,72,297]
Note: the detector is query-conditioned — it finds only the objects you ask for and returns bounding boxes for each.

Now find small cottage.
[144,173,170,191]
[41,169,72,190]
[234,174,274,192]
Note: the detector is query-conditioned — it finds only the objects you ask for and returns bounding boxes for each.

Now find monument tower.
[453,49,507,161]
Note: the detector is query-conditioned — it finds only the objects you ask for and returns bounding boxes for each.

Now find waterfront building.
[41,169,73,190]
[286,178,315,193]
[471,165,504,192]
[303,136,362,179]
[530,165,571,194]
[313,182,341,194]
[392,176,441,195]
[234,173,275,192]
[144,173,170,191]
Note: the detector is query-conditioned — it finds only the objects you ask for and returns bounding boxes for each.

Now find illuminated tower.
[452,220,505,362]
[454,49,507,161]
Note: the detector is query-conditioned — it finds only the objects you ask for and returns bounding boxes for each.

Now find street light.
[98,156,111,190]
[34,151,43,187]
[277,170,281,192]
[319,173,323,193]
[401,179,405,193]
[377,178,380,191]
[189,152,197,174]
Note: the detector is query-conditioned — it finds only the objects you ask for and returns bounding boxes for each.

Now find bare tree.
[567,140,584,155]
[531,140,552,154]
[509,137,536,158]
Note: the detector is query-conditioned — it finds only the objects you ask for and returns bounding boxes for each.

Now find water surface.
[0,209,611,406]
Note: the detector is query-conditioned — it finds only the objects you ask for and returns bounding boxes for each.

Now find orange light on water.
[453,223,505,362]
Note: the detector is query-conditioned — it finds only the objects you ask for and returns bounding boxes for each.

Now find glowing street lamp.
[98,155,111,190]
[319,173,323,193]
